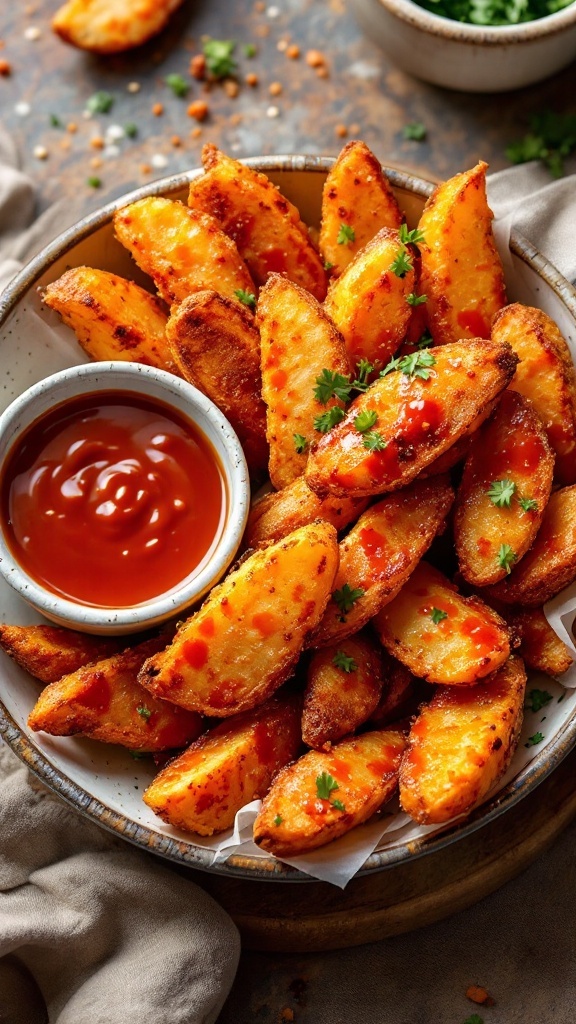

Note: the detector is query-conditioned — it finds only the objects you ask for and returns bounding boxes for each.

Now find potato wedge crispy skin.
[138,522,339,717]
[114,197,254,305]
[373,561,511,685]
[52,0,183,53]
[254,729,405,856]
[188,145,327,300]
[244,476,369,549]
[399,655,526,824]
[486,485,576,607]
[143,694,302,836]
[324,228,416,369]
[166,290,268,478]
[492,303,576,486]
[0,624,122,685]
[368,652,418,728]
[27,636,203,751]
[319,141,402,278]
[311,475,454,646]
[302,632,383,749]
[44,267,172,371]
[418,161,507,346]
[454,391,554,587]
[501,607,573,677]
[258,274,351,489]
[305,339,518,499]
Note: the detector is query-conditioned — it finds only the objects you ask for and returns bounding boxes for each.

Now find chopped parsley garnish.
[415,0,572,27]
[354,409,378,433]
[526,688,553,712]
[87,177,102,189]
[293,433,309,454]
[137,705,152,720]
[86,90,114,114]
[406,292,427,307]
[316,771,340,800]
[314,406,346,433]
[243,42,257,57]
[203,39,238,79]
[352,358,374,391]
[337,223,356,245]
[430,607,448,624]
[324,260,334,271]
[363,431,387,451]
[332,798,346,812]
[416,331,434,349]
[380,355,402,377]
[403,121,427,141]
[49,113,62,128]
[234,288,256,308]
[165,73,189,97]
[518,495,538,512]
[506,111,576,178]
[487,478,516,508]
[333,583,365,620]
[390,249,413,278]
[124,122,138,138]
[463,1016,484,1024]
[273,813,283,826]
[128,749,149,760]
[381,350,436,381]
[399,224,426,246]
[314,368,353,405]
[497,543,517,574]
[332,650,358,673]
[525,731,545,747]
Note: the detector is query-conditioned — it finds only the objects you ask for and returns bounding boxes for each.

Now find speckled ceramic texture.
[352,0,576,91]
[1,157,576,880]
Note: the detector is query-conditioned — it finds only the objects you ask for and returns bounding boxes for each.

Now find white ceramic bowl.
[352,0,576,91]
[0,362,250,635]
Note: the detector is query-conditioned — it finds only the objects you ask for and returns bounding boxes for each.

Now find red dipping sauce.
[1,391,227,607]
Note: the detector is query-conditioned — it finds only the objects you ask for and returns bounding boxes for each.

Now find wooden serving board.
[182,747,576,952]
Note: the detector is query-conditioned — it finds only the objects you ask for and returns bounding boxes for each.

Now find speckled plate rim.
[373,0,576,45]
[1,156,576,882]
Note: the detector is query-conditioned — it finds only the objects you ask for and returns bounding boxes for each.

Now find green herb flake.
[525,731,545,747]
[354,409,378,433]
[137,705,152,721]
[243,42,257,57]
[430,607,448,624]
[86,90,114,115]
[165,73,189,98]
[463,1016,484,1024]
[293,433,309,454]
[400,350,436,380]
[363,431,387,451]
[506,111,576,178]
[316,771,340,800]
[390,249,413,278]
[337,223,356,246]
[416,331,434,349]
[273,813,283,826]
[403,121,427,141]
[124,122,138,138]
[487,478,516,508]
[234,288,256,309]
[380,355,402,377]
[497,543,517,574]
[313,368,352,405]
[332,650,358,673]
[526,688,553,712]
[399,224,426,246]
[333,583,365,620]
[406,292,428,307]
[203,39,238,80]
[87,176,102,189]
[324,260,334,271]
[49,113,62,128]
[352,358,374,391]
[128,749,149,760]
[518,495,538,512]
[314,406,346,433]
[331,798,346,812]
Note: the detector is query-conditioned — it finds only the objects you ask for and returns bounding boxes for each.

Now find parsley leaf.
[332,798,346,812]
[406,292,427,307]
[87,176,102,189]
[416,331,434,349]
[203,39,237,79]
[165,73,189,98]
[128,749,149,760]
[526,688,553,712]
[506,111,576,178]
[136,705,151,720]
[398,350,436,380]
[293,433,309,454]
[273,813,283,826]
[316,771,339,800]
[403,121,426,141]
[234,288,256,308]
[363,431,387,451]
[525,731,545,747]
[49,113,62,128]
[337,223,356,245]
[332,650,358,673]
[430,607,448,624]
[333,583,365,620]
[497,543,517,574]
[352,358,374,391]
[124,122,138,138]
[390,249,413,278]
[244,42,257,57]
[324,260,334,271]
[313,368,352,405]
[380,355,402,377]
[314,407,346,433]
[354,409,378,433]
[463,1016,484,1024]
[399,224,426,246]
[86,90,114,115]
[518,495,538,512]
[487,478,516,508]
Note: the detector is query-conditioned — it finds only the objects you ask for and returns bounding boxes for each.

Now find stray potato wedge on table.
[454,390,554,587]
[138,522,339,717]
[52,0,183,52]
[319,140,402,278]
[306,338,518,499]
[0,623,123,685]
[399,655,527,824]
[373,560,512,685]
[500,606,573,677]
[418,161,507,345]
[188,144,327,300]
[302,631,383,750]
[143,693,302,836]
[254,729,406,856]
[243,475,368,549]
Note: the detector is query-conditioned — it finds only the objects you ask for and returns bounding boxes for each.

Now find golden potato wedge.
[306,339,518,499]
[492,303,576,485]
[44,266,172,371]
[311,475,454,646]
[302,632,383,749]
[399,655,526,824]
[114,196,254,305]
[52,0,183,53]
[319,141,402,278]
[28,636,203,751]
[486,485,576,607]
[253,729,406,856]
[244,476,369,549]
[418,161,507,345]
[502,607,573,677]
[454,390,554,587]
[257,274,351,489]
[138,522,339,717]
[188,145,327,300]
[323,227,416,370]
[373,561,511,685]
[0,623,123,685]
[143,693,302,836]
[166,290,268,479]
[368,652,419,728]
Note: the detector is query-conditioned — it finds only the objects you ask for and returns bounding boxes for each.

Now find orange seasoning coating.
[1,391,226,607]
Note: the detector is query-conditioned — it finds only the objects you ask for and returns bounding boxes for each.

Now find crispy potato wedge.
[319,141,402,278]
[492,303,576,485]
[399,655,526,824]
[166,290,268,479]
[44,266,172,371]
[188,145,327,300]
[257,274,351,489]
[306,339,518,499]
[454,390,554,587]
[368,652,419,728]
[28,636,203,751]
[52,0,183,52]
[324,227,416,370]
[143,694,302,836]
[114,196,254,305]
[244,476,368,549]
[302,632,383,749]
[502,607,573,677]
[486,485,576,607]
[0,623,123,685]
[138,522,339,717]
[418,161,507,346]
[253,729,406,856]
[373,561,511,685]
[311,475,454,646]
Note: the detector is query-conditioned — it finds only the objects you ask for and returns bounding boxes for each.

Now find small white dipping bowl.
[352,0,576,91]
[0,362,250,635]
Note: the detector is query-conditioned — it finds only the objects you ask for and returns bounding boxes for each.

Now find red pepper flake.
[286,44,300,59]
[190,126,202,139]
[0,59,12,76]
[187,99,209,121]
[189,54,206,80]
[269,81,283,96]
[335,124,348,138]
[306,49,326,68]
[245,72,259,87]
[224,79,239,98]
[171,134,182,147]
[152,101,164,116]
[466,986,495,1006]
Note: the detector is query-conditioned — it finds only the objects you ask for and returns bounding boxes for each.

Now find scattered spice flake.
[152,102,164,116]
[86,90,114,115]
[90,156,102,169]
[466,986,495,1006]
[67,121,78,133]
[190,53,206,79]
[224,79,240,98]
[24,25,41,40]
[127,81,141,93]
[267,105,280,118]
[335,124,348,138]
[140,163,152,175]
[49,113,62,127]
[256,23,270,37]
[137,705,152,720]
[267,4,280,16]
[151,153,169,169]
[33,145,48,160]
[190,126,202,139]
[286,43,300,58]
[165,73,189,98]
[124,122,138,138]
[87,176,102,188]
[245,72,259,86]
[306,48,326,67]
[273,813,283,826]
[316,65,329,79]
[277,38,288,51]
[403,121,427,141]
[269,81,283,96]
[90,136,105,149]
[337,223,355,245]
[280,1010,294,1022]
[244,42,257,57]
[0,59,11,76]
[171,134,183,147]
[15,101,31,116]
[187,100,209,121]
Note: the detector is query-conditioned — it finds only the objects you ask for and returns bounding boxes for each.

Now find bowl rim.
[1,155,576,881]
[371,0,576,43]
